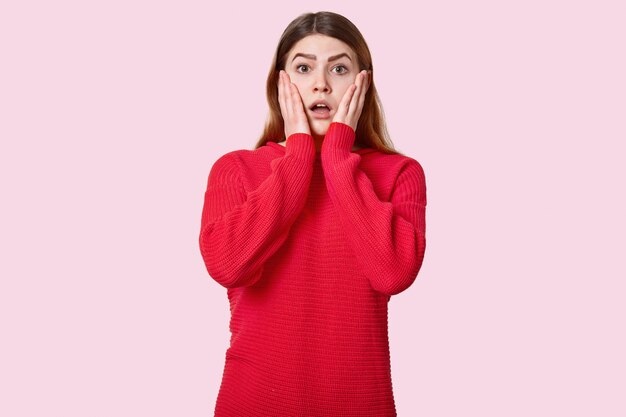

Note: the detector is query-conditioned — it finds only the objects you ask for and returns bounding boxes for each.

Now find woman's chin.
[309,118,330,136]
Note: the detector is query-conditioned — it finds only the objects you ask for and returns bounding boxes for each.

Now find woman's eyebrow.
[291,52,352,62]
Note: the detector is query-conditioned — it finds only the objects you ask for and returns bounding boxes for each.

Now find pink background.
[2,1,625,416]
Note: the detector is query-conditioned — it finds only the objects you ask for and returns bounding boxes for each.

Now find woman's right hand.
[278,70,311,139]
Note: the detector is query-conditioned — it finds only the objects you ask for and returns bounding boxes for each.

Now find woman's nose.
[313,74,330,93]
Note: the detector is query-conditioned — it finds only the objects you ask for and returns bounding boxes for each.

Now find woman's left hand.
[331,70,371,131]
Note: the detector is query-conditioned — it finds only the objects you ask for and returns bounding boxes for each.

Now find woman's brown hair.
[254,11,400,155]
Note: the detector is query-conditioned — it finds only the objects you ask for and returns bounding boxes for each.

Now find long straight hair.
[254,11,399,155]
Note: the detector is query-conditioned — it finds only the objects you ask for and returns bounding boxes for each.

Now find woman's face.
[284,34,360,137]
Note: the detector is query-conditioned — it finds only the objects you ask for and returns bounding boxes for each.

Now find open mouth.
[309,101,332,115]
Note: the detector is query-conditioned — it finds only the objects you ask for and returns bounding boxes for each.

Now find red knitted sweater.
[199,122,427,416]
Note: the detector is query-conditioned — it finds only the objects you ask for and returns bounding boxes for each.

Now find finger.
[352,71,369,124]
[290,82,306,115]
[279,71,291,117]
[286,80,296,117]
[357,71,369,102]
[278,71,286,113]
[348,71,365,119]
[282,72,296,115]
[287,80,310,134]
[280,72,294,126]
[291,83,309,133]
[363,71,371,93]
[281,72,291,99]
[357,72,369,110]
[290,79,307,121]
[337,83,356,120]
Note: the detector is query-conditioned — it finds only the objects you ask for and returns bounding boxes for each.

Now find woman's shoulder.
[208,143,281,180]
[361,149,425,181]
[216,142,282,163]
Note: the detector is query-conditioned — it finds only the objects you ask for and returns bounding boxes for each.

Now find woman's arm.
[199,133,316,288]
[321,122,427,297]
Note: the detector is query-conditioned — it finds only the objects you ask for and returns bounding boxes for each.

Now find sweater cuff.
[285,132,316,160]
[321,122,356,159]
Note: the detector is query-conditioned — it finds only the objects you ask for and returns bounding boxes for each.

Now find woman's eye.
[333,65,348,74]
[296,64,348,74]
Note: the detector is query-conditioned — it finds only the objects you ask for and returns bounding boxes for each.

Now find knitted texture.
[199,122,427,416]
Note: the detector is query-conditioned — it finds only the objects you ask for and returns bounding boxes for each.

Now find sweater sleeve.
[320,122,427,296]
[199,133,316,288]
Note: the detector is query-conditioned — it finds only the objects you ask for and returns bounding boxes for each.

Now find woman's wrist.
[285,132,316,160]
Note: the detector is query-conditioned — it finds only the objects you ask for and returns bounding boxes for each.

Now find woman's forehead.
[288,35,355,61]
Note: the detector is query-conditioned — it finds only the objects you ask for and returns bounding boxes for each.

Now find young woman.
[199,11,427,417]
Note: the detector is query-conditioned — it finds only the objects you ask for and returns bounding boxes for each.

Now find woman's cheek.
[285,72,303,88]
[336,82,352,100]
